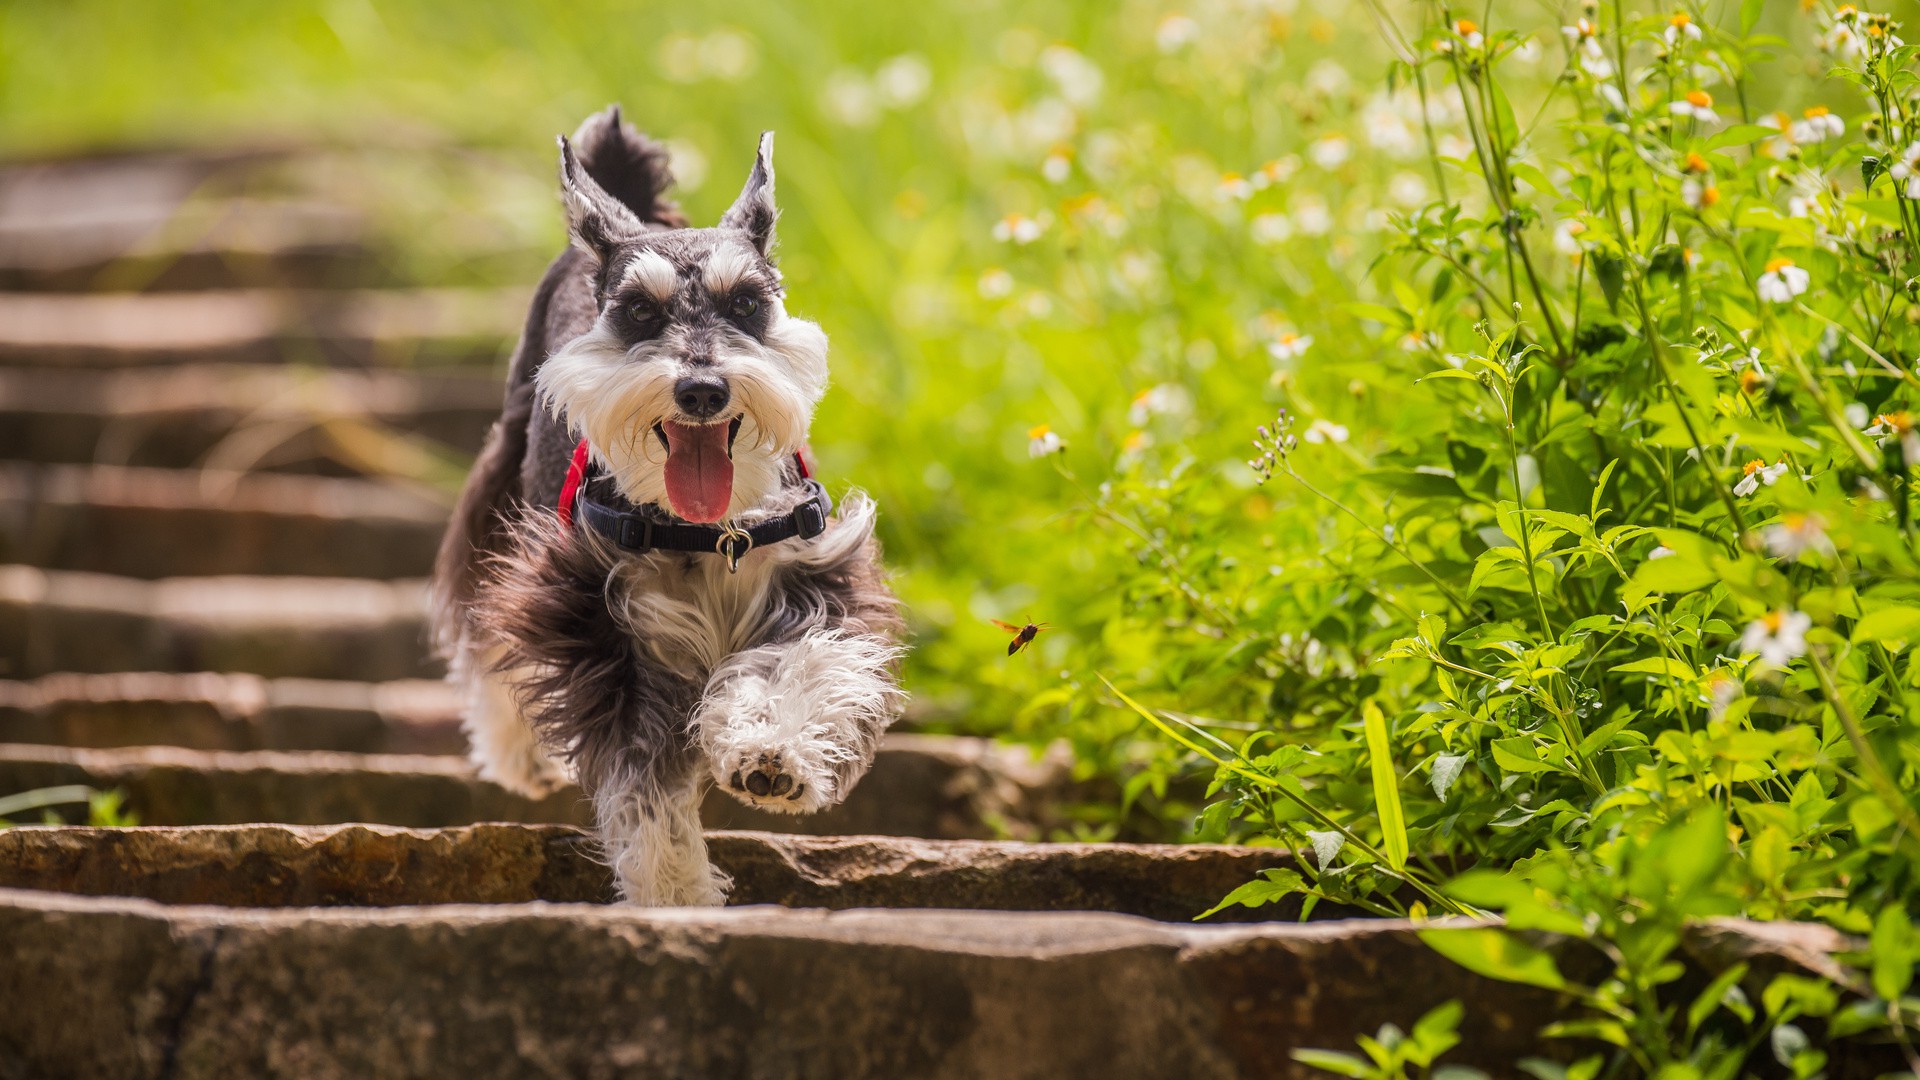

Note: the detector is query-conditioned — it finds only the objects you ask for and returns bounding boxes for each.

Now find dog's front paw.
[713,742,833,815]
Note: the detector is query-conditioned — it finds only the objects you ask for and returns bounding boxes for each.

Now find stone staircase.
[0,148,1894,1079]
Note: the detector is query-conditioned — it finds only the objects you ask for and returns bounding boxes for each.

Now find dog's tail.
[570,105,689,229]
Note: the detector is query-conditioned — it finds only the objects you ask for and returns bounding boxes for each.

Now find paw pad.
[729,762,805,802]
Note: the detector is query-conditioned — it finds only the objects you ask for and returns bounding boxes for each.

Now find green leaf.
[1419,927,1567,990]
[1686,962,1751,1038]
[1741,0,1765,32]
[1492,736,1555,774]
[1610,656,1697,680]
[1870,906,1916,1001]
[1364,700,1409,870]
[1852,604,1920,645]
[1195,868,1309,920]
[1289,1049,1375,1077]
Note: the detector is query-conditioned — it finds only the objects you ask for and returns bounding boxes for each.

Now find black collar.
[576,480,832,572]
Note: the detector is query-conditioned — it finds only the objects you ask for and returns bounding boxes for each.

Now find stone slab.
[0,463,448,579]
[0,888,1894,1080]
[0,565,437,680]
[0,734,1076,839]
[0,287,525,368]
[0,364,500,470]
[0,672,463,754]
[0,824,1320,922]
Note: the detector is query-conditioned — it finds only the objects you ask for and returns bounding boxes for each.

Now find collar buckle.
[715,524,753,573]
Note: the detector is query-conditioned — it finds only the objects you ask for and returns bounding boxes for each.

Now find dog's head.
[536,130,829,524]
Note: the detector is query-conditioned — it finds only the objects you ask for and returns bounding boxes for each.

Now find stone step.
[0,464,448,579]
[0,823,1313,923]
[0,287,525,369]
[0,672,462,755]
[2,887,1888,1080]
[0,197,369,292]
[0,734,1077,839]
[0,363,500,470]
[0,566,436,680]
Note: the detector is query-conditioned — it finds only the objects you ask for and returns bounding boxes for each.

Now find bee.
[991,619,1051,656]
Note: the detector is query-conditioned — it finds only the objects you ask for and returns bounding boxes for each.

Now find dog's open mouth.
[654,417,743,523]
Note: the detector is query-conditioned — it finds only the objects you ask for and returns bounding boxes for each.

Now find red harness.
[555,438,814,528]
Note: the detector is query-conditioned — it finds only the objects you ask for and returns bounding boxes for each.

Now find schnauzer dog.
[431,106,903,906]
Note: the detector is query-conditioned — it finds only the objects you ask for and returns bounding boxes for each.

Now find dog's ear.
[558,134,645,266]
[719,132,777,258]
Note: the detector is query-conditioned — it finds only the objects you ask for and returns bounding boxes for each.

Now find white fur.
[595,772,728,905]
[702,246,759,294]
[693,627,904,814]
[534,305,829,521]
[620,250,680,300]
[456,645,573,798]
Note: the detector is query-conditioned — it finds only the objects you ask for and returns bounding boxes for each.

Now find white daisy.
[1453,19,1483,49]
[1156,13,1199,53]
[1733,458,1789,496]
[1267,333,1314,361]
[1790,106,1845,144]
[1740,610,1811,669]
[1303,419,1349,444]
[1129,384,1189,426]
[1553,219,1587,257]
[1756,257,1810,303]
[1561,19,1613,77]
[1664,12,1702,47]
[1670,89,1720,124]
[993,213,1046,245]
[1027,424,1063,458]
[1889,142,1920,198]
[1309,135,1351,170]
[1763,512,1833,560]
[1865,410,1920,462]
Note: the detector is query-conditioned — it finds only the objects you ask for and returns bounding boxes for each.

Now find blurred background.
[0,0,1865,834]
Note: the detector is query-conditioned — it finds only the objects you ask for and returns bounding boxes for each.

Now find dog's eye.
[731,295,760,319]
[628,301,658,323]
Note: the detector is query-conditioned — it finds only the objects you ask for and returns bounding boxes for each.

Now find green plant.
[1293,999,1488,1080]
[0,786,138,828]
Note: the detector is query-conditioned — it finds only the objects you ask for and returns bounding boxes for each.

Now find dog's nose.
[673,376,731,420]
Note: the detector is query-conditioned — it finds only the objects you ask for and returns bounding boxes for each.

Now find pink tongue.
[661,421,734,523]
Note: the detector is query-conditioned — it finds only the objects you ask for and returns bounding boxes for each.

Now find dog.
[430,106,904,906]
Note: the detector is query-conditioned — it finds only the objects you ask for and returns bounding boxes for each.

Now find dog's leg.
[694,628,902,815]
[457,645,573,798]
[595,769,727,905]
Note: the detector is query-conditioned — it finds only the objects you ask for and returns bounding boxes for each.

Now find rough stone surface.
[0,364,500,470]
[0,197,368,291]
[0,287,525,368]
[0,565,437,680]
[0,824,614,906]
[0,824,1322,921]
[0,463,448,578]
[1,889,1899,1080]
[0,735,1074,838]
[0,672,463,754]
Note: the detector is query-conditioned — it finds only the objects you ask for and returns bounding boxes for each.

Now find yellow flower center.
[1455,19,1478,36]
[1670,13,1691,27]
[1740,370,1765,393]
[1804,105,1830,119]
[1684,152,1710,173]
[1880,411,1914,433]
[1764,257,1795,274]
[1763,611,1785,633]
[1028,424,1051,439]
[1698,186,1720,207]
[1686,90,1713,108]
[1743,458,1765,477]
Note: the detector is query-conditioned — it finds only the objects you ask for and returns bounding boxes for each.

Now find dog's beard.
[537,313,828,523]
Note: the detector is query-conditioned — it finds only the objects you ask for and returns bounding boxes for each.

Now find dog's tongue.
[661,421,734,523]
